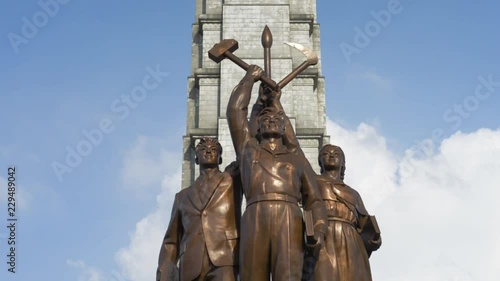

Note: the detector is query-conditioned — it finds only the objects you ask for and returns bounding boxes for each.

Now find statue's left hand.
[305,231,325,258]
[310,231,325,248]
[245,65,264,82]
[368,235,382,251]
[315,232,325,247]
[258,83,282,106]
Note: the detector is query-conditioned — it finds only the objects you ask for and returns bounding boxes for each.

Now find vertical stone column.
[182,0,328,188]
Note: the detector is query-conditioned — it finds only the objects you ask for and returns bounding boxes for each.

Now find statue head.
[195,137,223,166]
[257,107,286,139]
[318,144,346,179]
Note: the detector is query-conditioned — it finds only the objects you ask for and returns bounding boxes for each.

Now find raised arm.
[226,65,263,159]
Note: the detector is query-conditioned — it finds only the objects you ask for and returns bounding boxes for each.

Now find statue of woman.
[312,144,381,281]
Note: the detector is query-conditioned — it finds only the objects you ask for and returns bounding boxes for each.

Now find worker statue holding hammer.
[215,26,327,281]
[227,65,327,281]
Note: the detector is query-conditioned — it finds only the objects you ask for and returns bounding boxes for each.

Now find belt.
[246,193,299,208]
[328,217,356,227]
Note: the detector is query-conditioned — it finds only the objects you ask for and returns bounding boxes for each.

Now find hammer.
[209,39,279,90]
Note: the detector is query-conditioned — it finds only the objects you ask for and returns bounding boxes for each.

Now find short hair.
[256,107,286,140]
[318,144,346,179]
[258,107,284,119]
[194,137,223,165]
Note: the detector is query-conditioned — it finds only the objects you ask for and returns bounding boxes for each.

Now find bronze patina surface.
[156,138,241,281]
[158,25,383,281]
[310,145,381,281]
[226,64,327,281]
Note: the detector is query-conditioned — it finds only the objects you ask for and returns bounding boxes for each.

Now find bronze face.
[258,111,285,137]
[319,145,344,171]
[195,138,223,166]
[197,143,220,166]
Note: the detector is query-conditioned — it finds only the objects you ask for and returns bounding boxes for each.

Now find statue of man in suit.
[226,65,327,281]
[156,138,240,281]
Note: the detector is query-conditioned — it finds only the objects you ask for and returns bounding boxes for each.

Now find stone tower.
[182,0,329,188]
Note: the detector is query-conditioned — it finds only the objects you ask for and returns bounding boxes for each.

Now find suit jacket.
[157,170,240,281]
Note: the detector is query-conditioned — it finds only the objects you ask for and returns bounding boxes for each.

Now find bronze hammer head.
[208,39,239,63]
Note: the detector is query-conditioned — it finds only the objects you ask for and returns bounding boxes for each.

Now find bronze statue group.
[157,66,381,281]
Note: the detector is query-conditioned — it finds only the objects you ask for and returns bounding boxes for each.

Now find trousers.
[239,200,304,281]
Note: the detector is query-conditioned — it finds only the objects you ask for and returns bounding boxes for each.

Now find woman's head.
[318,144,346,179]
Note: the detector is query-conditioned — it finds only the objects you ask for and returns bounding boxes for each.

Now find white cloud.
[115,166,182,281]
[67,135,181,281]
[326,120,398,207]
[361,70,394,92]
[327,119,500,281]
[121,136,180,189]
[67,259,105,281]
[113,120,500,281]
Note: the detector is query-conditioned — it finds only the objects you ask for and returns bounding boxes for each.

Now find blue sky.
[0,1,499,280]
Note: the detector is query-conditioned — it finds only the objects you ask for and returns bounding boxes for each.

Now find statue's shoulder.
[219,170,233,184]
[317,175,343,184]
[343,184,362,199]
[171,189,190,207]
[240,138,259,156]
[334,183,357,197]
[177,188,190,198]
[223,161,240,177]
[342,183,370,215]
[341,183,355,192]
[316,175,331,184]
[248,137,260,147]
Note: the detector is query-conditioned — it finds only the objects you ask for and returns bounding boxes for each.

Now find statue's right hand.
[305,231,325,259]
[246,65,263,82]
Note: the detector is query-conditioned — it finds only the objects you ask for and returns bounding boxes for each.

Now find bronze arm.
[157,194,182,281]
[300,154,328,238]
[226,66,262,158]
